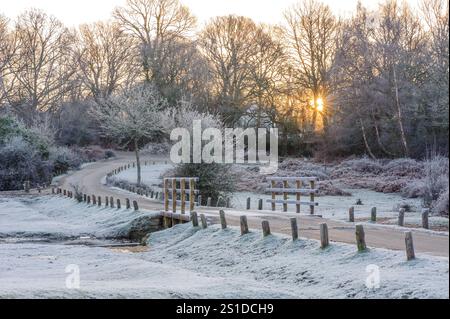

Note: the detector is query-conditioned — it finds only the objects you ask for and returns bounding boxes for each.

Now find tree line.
[0,0,448,159]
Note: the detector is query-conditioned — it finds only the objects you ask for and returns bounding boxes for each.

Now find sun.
[316,98,324,112]
[310,97,324,112]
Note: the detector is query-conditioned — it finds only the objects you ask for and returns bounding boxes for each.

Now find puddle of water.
[0,236,141,248]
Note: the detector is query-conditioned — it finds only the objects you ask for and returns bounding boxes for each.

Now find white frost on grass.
[0,196,159,239]
[0,222,448,299]
[113,164,173,190]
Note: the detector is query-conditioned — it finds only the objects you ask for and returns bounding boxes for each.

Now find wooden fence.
[163,177,199,214]
[265,177,319,214]
[50,186,427,261]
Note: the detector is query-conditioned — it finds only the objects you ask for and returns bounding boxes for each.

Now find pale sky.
[0,0,421,27]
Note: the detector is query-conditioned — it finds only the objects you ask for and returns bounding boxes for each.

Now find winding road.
[57,152,449,257]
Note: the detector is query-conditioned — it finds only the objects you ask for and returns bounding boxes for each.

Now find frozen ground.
[0,196,160,240]
[112,165,448,231]
[0,196,448,298]
[0,209,448,298]
[113,163,173,191]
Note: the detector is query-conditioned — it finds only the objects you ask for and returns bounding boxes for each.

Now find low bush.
[433,187,449,217]
[422,156,449,206]
[141,142,171,156]
[169,163,236,205]
[383,158,424,178]
[337,157,383,174]
[49,147,82,173]
[0,136,53,190]
[105,176,154,194]
[278,158,330,180]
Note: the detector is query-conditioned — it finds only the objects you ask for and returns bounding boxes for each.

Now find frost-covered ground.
[0,196,159,240]
[113,163,173,191]
[0,196,448,298]
[110,164,448,230]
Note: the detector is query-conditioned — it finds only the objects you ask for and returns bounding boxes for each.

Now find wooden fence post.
[309,180,315,215]
[405,231,415,261]
[240,216,249,235]
[290,218,298,241]
[126,198,130,209]
[200,214,207,229]
[219,210,227,229]
[171,178,177,213]
[320,223,329,248]
[371,207,377,222]
[246,197,251,210]
[105,196,108,207]
[164,178,169,212]
[83,194,87,202]
[191,211,199,227]
[133,200,139,211]
[262,220,271,237]
[110,196,114,208]
[422,209,429,229]
[189,179,195,212]
[283,180,288,212]
[258,198,263,210]
[349,207,355,222]
[24,180,30,193]
[296,180,301,213]
[398,208,405,227]
[117,199,121,209]
[164,215,172,228]
[180,178,186,214]
[87,196,91,204]
[355,224,367,252]
[97,196,101,206]
[271,181,276,211]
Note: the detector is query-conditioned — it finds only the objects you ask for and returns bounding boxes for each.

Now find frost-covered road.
[54,152,449,257]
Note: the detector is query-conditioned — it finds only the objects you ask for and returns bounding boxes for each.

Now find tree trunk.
[374,123,396,157]
[359,118,376,159]
[282,128,288,156]
[393,67,409,157]
[134,138,141,185]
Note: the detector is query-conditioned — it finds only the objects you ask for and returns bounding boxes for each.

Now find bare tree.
[76,21,140,100]
[420,0,449,152]
[199,15,260,125]
[0,15,14,107]
[248,25,287,129]
[113,0,196,82]
[6,9,78,120]
[91,84,171,184]
[284,0,338,132]
[371,0,427,157]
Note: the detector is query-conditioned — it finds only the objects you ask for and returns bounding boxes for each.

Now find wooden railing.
[265,177,318,214]
[163,177,199,214]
